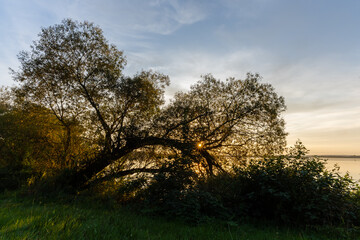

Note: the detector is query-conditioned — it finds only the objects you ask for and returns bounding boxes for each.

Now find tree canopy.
[9,19,287,188]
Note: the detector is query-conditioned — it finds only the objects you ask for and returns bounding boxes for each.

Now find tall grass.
[0,191,358,240]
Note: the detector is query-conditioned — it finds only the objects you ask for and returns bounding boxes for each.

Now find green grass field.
[0,192,358,240]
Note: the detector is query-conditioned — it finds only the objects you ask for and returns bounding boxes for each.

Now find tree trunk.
[70,136,216,190]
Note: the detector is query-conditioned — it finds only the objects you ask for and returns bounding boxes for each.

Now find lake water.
[324,157,360,182]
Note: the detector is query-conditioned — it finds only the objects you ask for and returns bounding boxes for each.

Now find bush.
[109,142,360,227]
[0,165,31,192]
[199,142,360,226]
[136,157,229,223]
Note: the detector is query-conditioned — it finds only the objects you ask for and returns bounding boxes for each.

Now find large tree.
[11,19,286,188]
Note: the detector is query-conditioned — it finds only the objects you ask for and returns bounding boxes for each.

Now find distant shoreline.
[308,155,360,158]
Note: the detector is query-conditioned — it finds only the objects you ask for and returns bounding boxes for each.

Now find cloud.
[150,0,207,25]
[0,0,209,86]
[34,0,207,36]
[123,47,269,96]
[219,0,276,19]
[264,58,360,108]
[124,47,360,108]
[261,58,360,154]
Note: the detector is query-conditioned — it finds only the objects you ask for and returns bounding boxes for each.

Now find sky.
[0,0,359,155]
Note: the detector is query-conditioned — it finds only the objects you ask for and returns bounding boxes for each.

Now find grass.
[0,191,359,240]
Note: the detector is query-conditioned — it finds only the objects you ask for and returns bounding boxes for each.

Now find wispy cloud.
[123,48,268,97]
[34,0,208,36]
[0,0,209,84]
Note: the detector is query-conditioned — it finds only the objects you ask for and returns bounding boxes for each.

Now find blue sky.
[1,0,360,154]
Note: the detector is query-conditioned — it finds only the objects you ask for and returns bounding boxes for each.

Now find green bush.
[136,142,360,226]
[0,165,32,192]
[199,143,360,226]
[137,157,229,223]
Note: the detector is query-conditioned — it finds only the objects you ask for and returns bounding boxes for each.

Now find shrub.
[120,142,360,226]
[200,142,360,226]
[136,157,229,223]
[0,165,31,192]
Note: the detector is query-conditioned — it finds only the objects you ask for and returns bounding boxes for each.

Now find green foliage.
[0,166,31,192]
[26,168,82,196]
[137,157,229,223]
[199,141,360,226]
[130,142,360,227]
[0,88,96,191]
